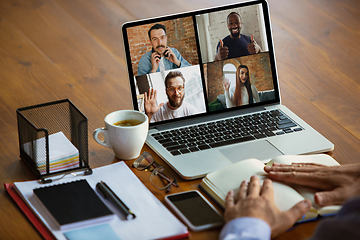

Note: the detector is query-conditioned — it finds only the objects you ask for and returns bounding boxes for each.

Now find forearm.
[220,217,271,240]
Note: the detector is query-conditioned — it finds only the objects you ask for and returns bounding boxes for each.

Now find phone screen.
[167,191,223,226]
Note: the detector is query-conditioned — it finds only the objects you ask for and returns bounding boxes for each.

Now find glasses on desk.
[133,152,178,193]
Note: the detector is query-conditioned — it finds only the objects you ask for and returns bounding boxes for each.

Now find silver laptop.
[122,0,334,180]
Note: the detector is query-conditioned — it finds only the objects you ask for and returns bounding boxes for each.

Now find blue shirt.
[216,34,252,59]
[137,47,191,75]
[219,217,271,240]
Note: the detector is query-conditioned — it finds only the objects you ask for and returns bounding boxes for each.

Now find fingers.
[285,199,311,224]
[220,39,223,47]
[238,180,248,200]
[247,175,261,197]
[152,88,157,100]
[264,163,326,173]
[225,190,235,209]
[251,34,254,43]
[315,189,347,206]
[260,179,274,200]
[145,89,157,100]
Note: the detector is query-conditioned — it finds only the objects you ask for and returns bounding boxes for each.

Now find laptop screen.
[122,0,279,126]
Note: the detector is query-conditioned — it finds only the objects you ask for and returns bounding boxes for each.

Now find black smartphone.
[165,190,224,231]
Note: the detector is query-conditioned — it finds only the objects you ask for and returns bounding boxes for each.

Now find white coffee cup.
[93,110,149,160]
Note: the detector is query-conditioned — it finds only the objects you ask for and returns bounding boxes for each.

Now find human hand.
[164,47,181,67]
[144,89,164,120]
[224,175,311,238]
[150,52,161,73]
[214,39,229,61]
[247,35,260,54]
[264,162,360,207]
[222,78,230,92]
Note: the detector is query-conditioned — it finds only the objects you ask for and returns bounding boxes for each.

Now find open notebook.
[122,0,334,180]
[199,154,342,222]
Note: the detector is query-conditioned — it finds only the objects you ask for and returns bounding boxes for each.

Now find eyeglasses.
[166,86,184,94]
[133,152,178,192]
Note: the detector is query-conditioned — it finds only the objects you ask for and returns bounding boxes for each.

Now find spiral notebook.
[33,179,114,230]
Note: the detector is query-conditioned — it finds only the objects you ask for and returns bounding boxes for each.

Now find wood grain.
[0,0,359,239]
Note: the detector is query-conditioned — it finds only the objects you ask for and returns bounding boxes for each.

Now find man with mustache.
[214,12,262,61]
[137,24,191,75]
[144,71,197,123]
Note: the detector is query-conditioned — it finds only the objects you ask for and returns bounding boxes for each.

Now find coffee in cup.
[93,110,148,160]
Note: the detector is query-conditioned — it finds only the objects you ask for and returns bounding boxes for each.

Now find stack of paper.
[13,161,189,240]
[24,131,79,174]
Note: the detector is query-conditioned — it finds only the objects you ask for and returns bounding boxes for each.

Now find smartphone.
[165,190,224,232]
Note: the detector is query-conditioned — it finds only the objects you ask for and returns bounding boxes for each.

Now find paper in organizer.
[23,131,79,174]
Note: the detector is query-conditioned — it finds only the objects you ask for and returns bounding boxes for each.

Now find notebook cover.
[33,179,113,229]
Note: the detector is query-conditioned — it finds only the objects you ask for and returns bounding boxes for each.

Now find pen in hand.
[96,181,136,220]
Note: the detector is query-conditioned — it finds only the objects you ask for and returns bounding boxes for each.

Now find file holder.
[17,99,92,182]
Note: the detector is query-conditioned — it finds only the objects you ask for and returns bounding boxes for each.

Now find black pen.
[96,181,136,220]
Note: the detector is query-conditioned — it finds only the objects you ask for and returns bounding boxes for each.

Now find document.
[14,161,188,240]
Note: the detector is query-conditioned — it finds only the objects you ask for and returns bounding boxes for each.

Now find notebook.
[12,161,188,240]
[33,179,114,230]
[122,0,334,180]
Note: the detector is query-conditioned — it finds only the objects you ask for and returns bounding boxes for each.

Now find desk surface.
[1,0,360,239]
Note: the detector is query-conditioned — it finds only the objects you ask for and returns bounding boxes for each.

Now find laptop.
[122,0,334,180]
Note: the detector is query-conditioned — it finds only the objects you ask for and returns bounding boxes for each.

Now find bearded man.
[144,71,197,123]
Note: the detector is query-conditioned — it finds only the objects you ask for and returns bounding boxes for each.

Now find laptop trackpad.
[219,140,283,163]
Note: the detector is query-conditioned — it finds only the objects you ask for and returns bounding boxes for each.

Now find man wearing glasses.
[144,71,198,123]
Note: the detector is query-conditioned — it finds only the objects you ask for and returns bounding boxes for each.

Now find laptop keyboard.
[151,110,303,156]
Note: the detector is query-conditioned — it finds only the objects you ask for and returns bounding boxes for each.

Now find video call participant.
[137,24,191,75]
[214,12,262,61]
[144,71,198,122]
[223,65,260,108]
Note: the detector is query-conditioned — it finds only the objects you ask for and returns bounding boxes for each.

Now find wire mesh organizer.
[17,99,92,182]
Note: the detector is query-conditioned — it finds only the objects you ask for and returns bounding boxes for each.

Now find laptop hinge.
[152,106,267,132]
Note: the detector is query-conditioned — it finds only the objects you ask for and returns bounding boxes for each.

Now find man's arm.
[138,52,158,75]
[222,176,311,239]
[168,47,191,68]
[247,35,262,54]
[220,217,271,240]
[264,162,360,206]
[144,88,164,122]
[214,39,229,61]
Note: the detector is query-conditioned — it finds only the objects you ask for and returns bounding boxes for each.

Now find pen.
[96,181,136,220]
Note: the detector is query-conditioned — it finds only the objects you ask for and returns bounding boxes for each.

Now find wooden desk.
[1,0,359,239]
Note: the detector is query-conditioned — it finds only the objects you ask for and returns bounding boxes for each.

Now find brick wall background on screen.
[127,16,199,76]
[206,52,274,103]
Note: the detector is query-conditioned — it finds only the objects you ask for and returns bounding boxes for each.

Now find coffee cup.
[93,110,148,160]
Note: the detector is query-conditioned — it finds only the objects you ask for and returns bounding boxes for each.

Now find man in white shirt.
[144,71,197,123]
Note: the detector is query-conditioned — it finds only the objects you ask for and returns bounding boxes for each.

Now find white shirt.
[151,101,198,123]
[159,57,166,72]
[224,84,260,108]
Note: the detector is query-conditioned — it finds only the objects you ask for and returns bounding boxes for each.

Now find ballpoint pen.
[96,181,136,220]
